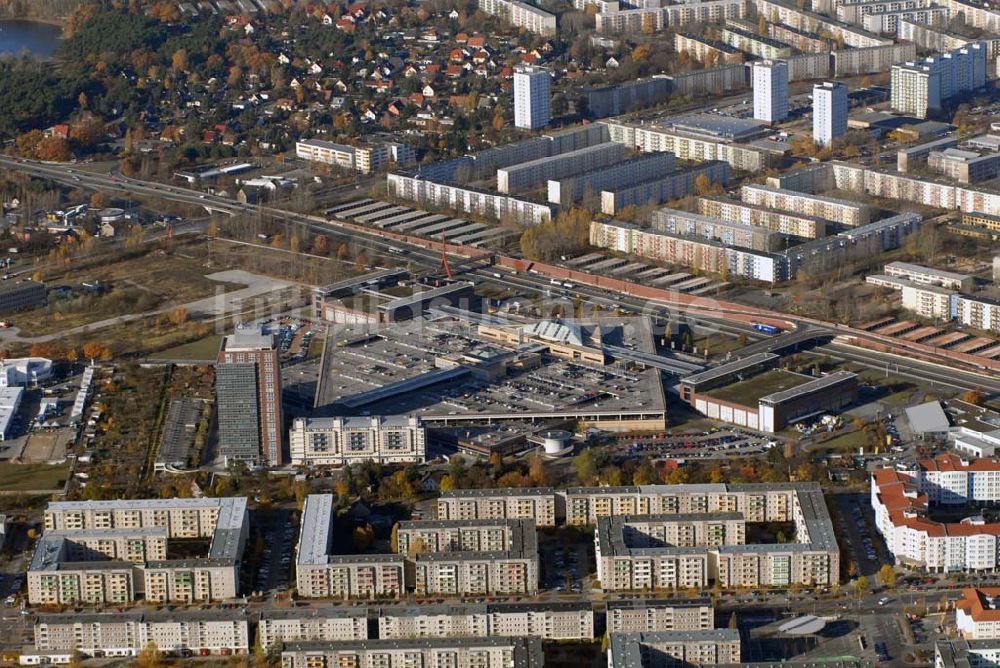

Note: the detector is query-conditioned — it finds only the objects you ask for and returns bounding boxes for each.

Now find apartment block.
[892,279,953,313]
[862,5,949,34]
[288,416,426,466]
[872,458,1000,572]
[280,637,544,668]
[752,0,894,47]
[740,183,871,226]
[957,588,1000,639]
[602,120,769,173]
[32,610,250,658]
[436,488,558,527]
[547,152,677,206]
[697,197,827,239]
[498,142,625,193]
[589,218,787,282]
[609,630,742,667]
[927,148,1000,183]
[594,0,749,33]
[831,42,918,76]
[595,513,743,590]
[513,66,551,130]
[937,639,1000,668]
[386,173,553,225]
[30,498,248,606]
[296,496,404,599]
[813,81,848,147]
[652,207,784,251]
[258,609,369,650]
[377,602,594,641]
[891,43,988,118]
[585,76,673,118]
[956,294,1000,333]
[600,161,730,216]
[752,60,790,123]
[675,32,744,65]
[606,599,715,633]
[395,519,530,556]
[295,140,414,174]
[476,0,556,34]
[769,23,830,52]
[884,261,975,290]
[724,26,793,59]
[409,538,540,596]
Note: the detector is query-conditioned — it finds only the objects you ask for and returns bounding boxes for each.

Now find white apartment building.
[901,283,956,320]
[740,183,871,226]
[258,609,369,650]
[606,599,715,633]
[297,496,404,599]
[871,458,1000,572]
[956,295,1000,333]
[609,630,742,667]
[891,43,988,118]
[477,0,556,34]
[288,416,426,466]
[753,60,789,123]
[29,498,248,606]
[813,81,849,147]
[514,66,551,130]
[957,588,1000,639]
[295,140,415,174]
[280,637,544,668]
[884,261,975,290]
[32,610,250,658]
[436,488,558,527]
[377,602,594,641]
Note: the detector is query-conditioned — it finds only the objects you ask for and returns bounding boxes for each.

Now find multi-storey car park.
[312,316,671,433]
[28,498,249,605]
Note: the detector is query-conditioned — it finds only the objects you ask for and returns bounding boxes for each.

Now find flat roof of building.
[681,353,779,387]
[906,401,950,434]
[705,369,814,406]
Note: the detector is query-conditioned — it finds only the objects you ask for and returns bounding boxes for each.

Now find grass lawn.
[0,462,70,491]
[153,334,224,361]
[812,430,866,453]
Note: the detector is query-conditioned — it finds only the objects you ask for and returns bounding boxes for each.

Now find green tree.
[574,449,598,485]
[854,575,870,598]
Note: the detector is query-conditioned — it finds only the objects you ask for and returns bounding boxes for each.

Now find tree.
[313,235,330,256]
[853,575,869,598]
[879,564,897,589]
[528,455,548,486]
[168,307,189,325]
[758,14,768,35]
[439,474,456,492]
[574,449,598,485]
[633,458,657,485]
[135,642,163,668]
[631,43,651,62]
[82,341,109,361]
[728,612,738,629]
[90,192,110,209]
[961,388,985,406]
[35,136,72,162]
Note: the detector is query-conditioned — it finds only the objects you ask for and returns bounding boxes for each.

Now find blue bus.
[752,323,781,335]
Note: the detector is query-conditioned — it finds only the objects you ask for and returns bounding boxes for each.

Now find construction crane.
[438,235,452,280]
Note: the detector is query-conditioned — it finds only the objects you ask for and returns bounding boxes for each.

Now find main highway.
[2,155,998,395]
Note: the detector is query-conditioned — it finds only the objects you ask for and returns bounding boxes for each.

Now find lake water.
[0,20,61,58]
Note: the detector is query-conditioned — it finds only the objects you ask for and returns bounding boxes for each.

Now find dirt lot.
[17,430,73,464]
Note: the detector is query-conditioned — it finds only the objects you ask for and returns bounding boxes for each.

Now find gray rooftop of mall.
[758,370,856,406]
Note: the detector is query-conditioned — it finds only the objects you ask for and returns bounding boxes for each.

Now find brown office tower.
[216,324,284,466]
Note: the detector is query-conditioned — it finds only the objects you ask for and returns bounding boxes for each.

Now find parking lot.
[834,493,888,577]
[251,511,296,595]
[610,428,775,460]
